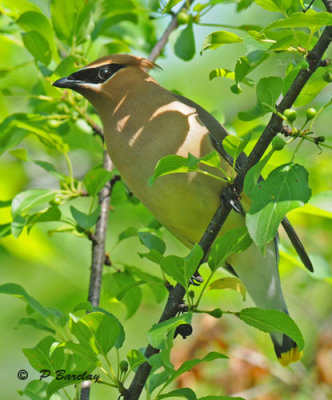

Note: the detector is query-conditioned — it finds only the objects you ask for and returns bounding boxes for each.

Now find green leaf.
[17,380,48,400]
[197,151,222,168]
[127,349,146,370]
[210,68,235,81]
[84,167,113,196]
[118,226,139,241]
[138,249,164,264]
[239,308,304,350]
[0,283,51,318]
[33,160,66,180]
[294,68,329,106]
[52,55,77,79]
[11,189,58,218]
[222,135,247,160]
[208,227,252,272]
[116,280,147,301]
[1,0,40,17]
[138,231,166,254]
[235,51,269,84]
[28,206,62,227]
[265,11,332,31]
[16,317,56,333]
[22,31,52,65]
[256,77,283,113]
[243,149,274,198]
[246,163,311,251]
[23,336,57,372]
[175,20,195,61]
[202,31,242,52]
[209,277,246,301]
[254,0,285,12]
[148,368,173,394]
[160,255,185,286]
[238,76,283,121]
[162,0,182,13]
[17,11,58,60]
[160,245,203,288]
[149,152,222,185]
[148,313,192,348]
[209,69,254,86]
[168,352,228,384]
[0,223,11,238]
[160,388,197,400]
[149,155,190,185]
[73,301,93,313]
[51,0,94,46]
[102,271,142,319]
[11,216,26,238]
[183,244,204,285]
[71,312,120,356]
[126,265,166,303]
[0,113,68,155]
[70,206,100,230]
[92,307,125,349]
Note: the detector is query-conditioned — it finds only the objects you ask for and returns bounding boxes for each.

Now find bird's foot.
[221,184,243,214]
[189,270,203,286]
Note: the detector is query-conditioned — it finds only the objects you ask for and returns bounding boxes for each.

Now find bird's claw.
[221,185,243,214]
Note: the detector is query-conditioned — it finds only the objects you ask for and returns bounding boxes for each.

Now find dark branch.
[124,21,332,400]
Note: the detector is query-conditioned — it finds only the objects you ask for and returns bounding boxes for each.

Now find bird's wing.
[174,93,313,272]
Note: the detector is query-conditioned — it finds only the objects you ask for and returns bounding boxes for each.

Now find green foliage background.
[0,0,331,399]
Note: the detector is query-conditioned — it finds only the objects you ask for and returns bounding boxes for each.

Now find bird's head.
[52,54,159,110]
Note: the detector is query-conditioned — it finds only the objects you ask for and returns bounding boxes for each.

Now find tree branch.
[81,150,113,400]
[124,21,332,400]
[148,1,194,63]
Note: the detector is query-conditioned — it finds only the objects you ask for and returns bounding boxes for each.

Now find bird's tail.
[271,332,302,366]
[228,238,302,366]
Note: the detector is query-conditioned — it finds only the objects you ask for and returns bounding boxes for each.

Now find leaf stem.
[63,152,75,191]
[194,270,214,308]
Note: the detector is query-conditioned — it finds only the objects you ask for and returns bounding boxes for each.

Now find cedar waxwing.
[53,54,313,366]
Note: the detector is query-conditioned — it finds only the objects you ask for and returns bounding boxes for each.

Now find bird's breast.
[103,97,241,245]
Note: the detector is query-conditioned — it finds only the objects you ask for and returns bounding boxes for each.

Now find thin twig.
[148,0,194,63]
[124,19,332,400]
[80,151,113,400]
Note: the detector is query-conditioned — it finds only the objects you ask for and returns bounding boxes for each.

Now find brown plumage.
[53,54,311,365]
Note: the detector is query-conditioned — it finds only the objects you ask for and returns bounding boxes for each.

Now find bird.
[53,54,313,366]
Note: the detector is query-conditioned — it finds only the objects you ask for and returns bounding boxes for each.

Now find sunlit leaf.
[209,277,246,301]
[202,31,242,52]
[265,11,332,31]
[127,349,146,370]
[246,163,311,251]
[239,308,304,350]
[12,189,58,218]
[22,31,52,65]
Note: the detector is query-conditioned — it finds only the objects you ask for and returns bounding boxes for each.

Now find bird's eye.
[98,66,110,81]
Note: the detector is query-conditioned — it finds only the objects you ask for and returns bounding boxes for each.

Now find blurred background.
[0,0,331,399]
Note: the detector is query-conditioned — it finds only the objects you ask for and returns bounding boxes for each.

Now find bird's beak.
[52,76,81,89]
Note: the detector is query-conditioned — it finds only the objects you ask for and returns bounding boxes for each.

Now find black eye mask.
[68,63,125,84]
